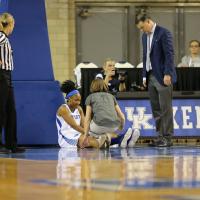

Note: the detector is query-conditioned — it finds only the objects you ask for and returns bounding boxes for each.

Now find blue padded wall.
[0,0,8,14]
[9,0,54,81]
[3,0,65,145]
[14,81,64,145]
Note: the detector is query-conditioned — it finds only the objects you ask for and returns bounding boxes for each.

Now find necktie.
[146,34,151,72]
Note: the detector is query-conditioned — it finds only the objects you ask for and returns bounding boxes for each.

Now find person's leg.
[148,75,162,138]
[156,83,173,143]
[0,72,12,153]
[78,135,106,148]
[88,121,119,148]
[110,128,133,148]
[0,126,2,146]
[0,71,8,130]
[151,76,173,146]
[4,86,17,150]
[89,120,117,136]
[4,81,25,153]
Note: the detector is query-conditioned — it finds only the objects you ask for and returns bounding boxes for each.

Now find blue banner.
[118,99,200,137]
[0,0,8,14]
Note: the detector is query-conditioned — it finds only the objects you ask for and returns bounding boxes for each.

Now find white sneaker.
[120,128,133,148]
[128,129,140,148]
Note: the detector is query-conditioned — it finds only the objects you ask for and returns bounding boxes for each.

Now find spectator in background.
[0,13,25,153]
[74,61,98,89]
[96,58,126,92]
[177,40,200,67]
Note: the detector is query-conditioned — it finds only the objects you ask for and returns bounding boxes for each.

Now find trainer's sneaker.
[97,135,107,149]
[100,135,111,149]
[128,129,140,148]
[120,128,133,148]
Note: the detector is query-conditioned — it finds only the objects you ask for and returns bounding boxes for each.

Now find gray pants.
[89,120,118,138]
[148,74,173,139]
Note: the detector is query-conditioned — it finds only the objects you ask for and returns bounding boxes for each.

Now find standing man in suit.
[135,13,177,147]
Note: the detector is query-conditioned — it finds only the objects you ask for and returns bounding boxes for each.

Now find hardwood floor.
[0,146,200,200]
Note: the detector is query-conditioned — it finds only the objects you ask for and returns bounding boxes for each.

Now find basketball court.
[1,145,200,200]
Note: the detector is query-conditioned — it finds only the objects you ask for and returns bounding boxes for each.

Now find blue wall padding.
[14,81,64,145]
[0,0,66,145]
[8,0,54,81]
[0,0,8,14]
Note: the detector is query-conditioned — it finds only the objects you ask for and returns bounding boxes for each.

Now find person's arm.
[118,74,126,92]
[119,83,126,92]
[177,56,189,67]
[104,74,110,86]
[115,104,125,131]
[84,105,92,135]
[104,71,114,86]
[57,105,84,134]
[0,33,6,45]
[78,106,85,129]
[161,29,175,85]
[142,34,147,87]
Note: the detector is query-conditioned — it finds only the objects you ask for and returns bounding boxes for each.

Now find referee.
[0,13,25,153]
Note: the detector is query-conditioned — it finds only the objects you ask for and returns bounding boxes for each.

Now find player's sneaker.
[128,129,140,148]
[120,128,133,148]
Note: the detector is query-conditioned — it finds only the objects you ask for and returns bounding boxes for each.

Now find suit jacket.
[142,25,177,85]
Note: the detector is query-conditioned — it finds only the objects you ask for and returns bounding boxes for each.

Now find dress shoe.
[149,138,173,147]
[148,139,161,147]
[10,147,26,153]
[0,147,10,154]
[152,139,173,147]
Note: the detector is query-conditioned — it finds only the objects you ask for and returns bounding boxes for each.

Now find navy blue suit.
[142,25,177,85]
[142,25,177,144]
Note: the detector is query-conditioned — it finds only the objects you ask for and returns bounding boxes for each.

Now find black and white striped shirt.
[0,31,14,71]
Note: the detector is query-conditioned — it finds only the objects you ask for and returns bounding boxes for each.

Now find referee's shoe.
[0,145,25,154]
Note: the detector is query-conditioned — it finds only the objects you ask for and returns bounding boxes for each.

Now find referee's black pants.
[0,69,17,150]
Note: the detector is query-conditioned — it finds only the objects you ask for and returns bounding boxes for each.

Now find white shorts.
[89,120,118,137]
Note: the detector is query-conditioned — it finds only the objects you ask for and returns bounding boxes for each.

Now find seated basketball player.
[56,80,139,149]
[56,80,104,148]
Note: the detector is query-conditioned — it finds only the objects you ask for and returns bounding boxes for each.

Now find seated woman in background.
[84,79,140,148]
[177,40,200,67]
[96,58,126,92]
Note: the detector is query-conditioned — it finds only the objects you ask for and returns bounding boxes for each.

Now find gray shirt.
[85,92,120,127]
